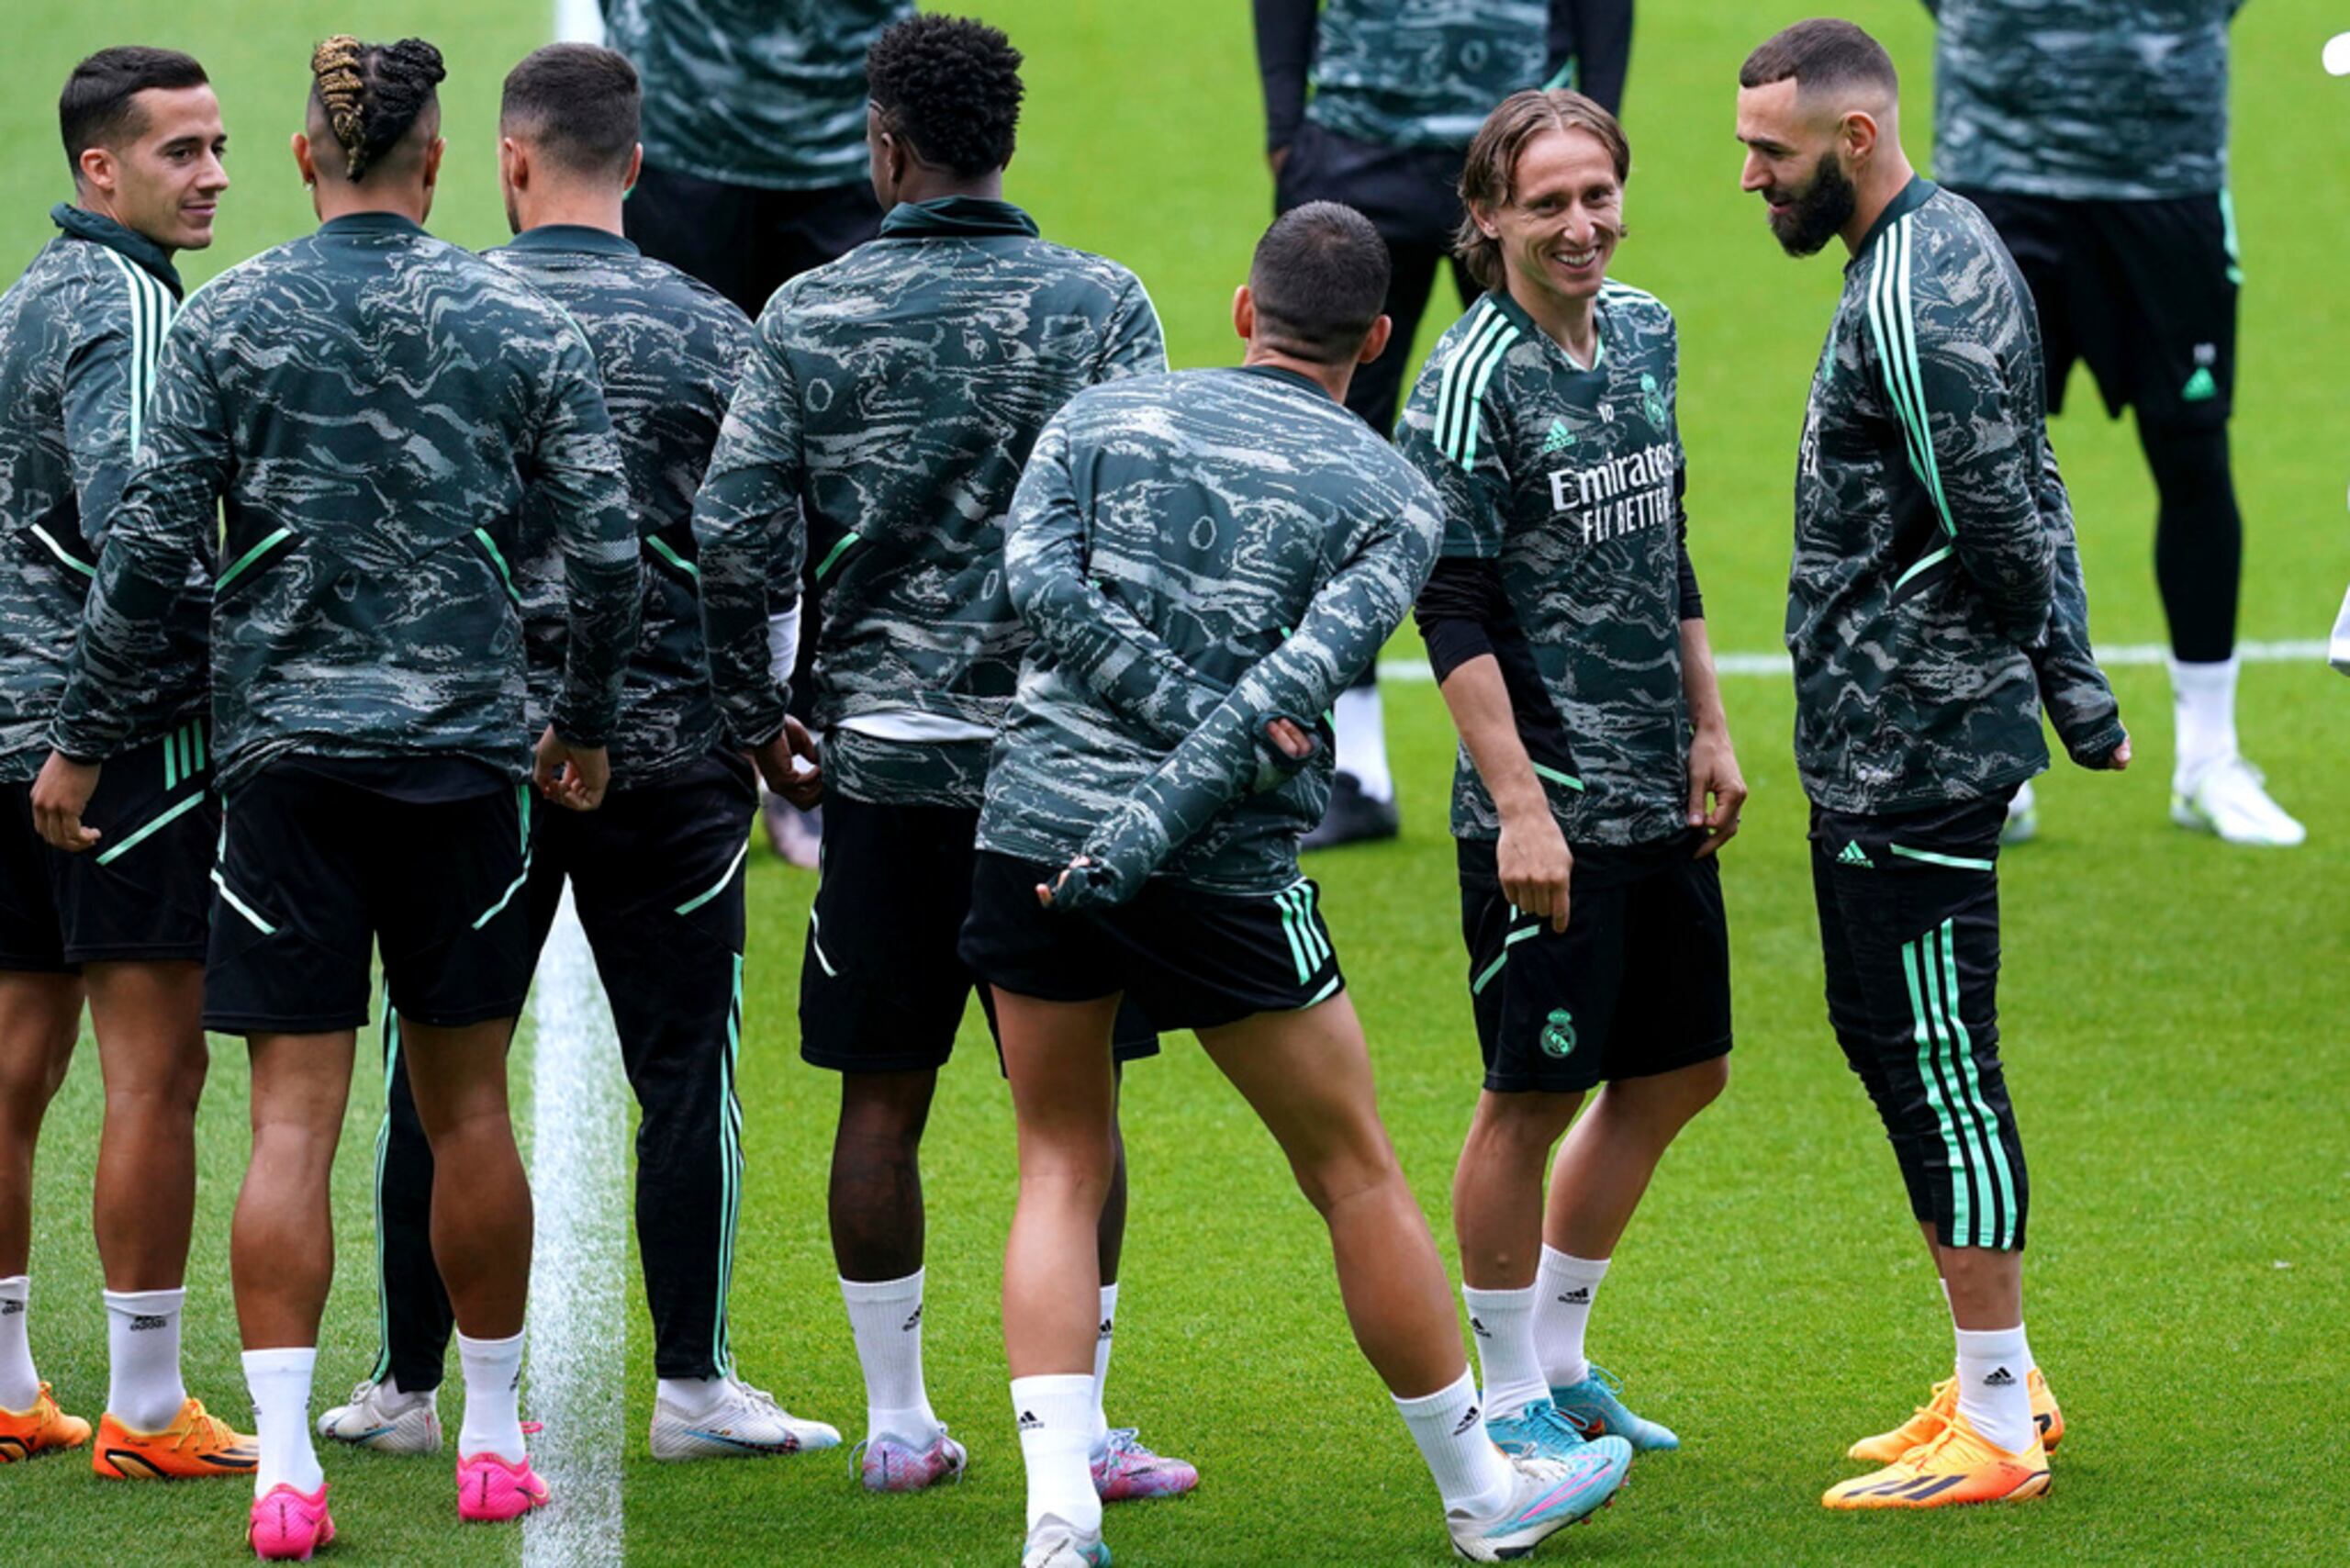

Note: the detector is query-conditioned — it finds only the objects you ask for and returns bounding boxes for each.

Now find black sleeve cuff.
[1415,555,1504,683]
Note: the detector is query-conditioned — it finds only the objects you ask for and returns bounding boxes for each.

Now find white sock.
[2169,655,2240,788]
[456,1329,526,1463]
[1532,1247,1610,1389]
[1013,1372,1100,1536]
[1460,1284,1547,1420]
[103,1287,189,1430]
[242,1347,323,1496]
[655,1375,728,1418]
[1953,1324,2034,1453]
[1940,1277,2037,1375]
[1089,1282,1119,1458]
[841,1271,939,1446]
[0,1276,37,1410]
[375,1372,429,1412]
[1333,685,1393,803]
[1393,1369,1516,1519]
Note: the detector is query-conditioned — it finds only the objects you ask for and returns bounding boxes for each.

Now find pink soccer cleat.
[456,1448,551,1522]
[855,1428,968,1493]
[1091,1427,1197,1502]
[248,1480,335,1561]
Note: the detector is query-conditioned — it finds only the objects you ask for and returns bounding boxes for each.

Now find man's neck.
[887,169,1004,207]
[315,185,429,225]
[515,189,625,238]
[1508,274,1600,365]
[1241,344,1352,402]
[1839,148,1919,257]
[71,192,174,260]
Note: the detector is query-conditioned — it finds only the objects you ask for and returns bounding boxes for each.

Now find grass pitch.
[6,1,2348,1562]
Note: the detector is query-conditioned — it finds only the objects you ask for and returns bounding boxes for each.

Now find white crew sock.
[1532,1247,1610,1389]
[1941,1277,2036,1375]
[103,1287,189,1430]
[0,1276,37,1410]
[1393,1369,1516,1520]
[1460,1284,1547,1420]
[655,1374,728,1418]
[1953,1325,2034,1454]
[1013,1372,1100,1536]
[1089,1282,1119,1458]
[841,1271,940,1446]
[1332,685,1393,803]
[456,1329,526,1463]
[242,1347,323,1496]
[2169,655,2241,789]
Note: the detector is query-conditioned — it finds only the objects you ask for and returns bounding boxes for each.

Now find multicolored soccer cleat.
[91,1397,258,1479]
[855,1427,968,1492]
[1022,1511,1112,1567]
[1484,1398,1590,1462]
[318,1376,442,1453]
[1552,1365,1680,1452]
[1846,1369,2065,1464]
[648,1374,841,1461]
[249,1480,335,1561]
[1447,1439,1631,1562]
[457,1448,552,1522]
[1823,1409,2049,1509]
[0,1383,91,1462]
[1091,1428,1196,1502]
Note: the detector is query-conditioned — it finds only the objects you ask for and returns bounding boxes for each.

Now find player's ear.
[290,131,316,189]
[76,146,115,201]
[422,137,446,195]
[499,136,527,192]
[1472,200,1502,241]
[623,142,643,196]
[1840,108,1880,165]
[1357,313,1393,367]
[1232,285,1255,345]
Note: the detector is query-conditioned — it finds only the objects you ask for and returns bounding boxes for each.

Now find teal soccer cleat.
[1552,1365,1680,1452]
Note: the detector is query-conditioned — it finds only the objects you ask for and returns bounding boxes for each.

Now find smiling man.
[0,46,250,1479]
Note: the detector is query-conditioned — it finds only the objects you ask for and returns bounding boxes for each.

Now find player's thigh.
[1460,842,1626,1098]
[1605,854,1733,1087]
[2098,194,2238,431]
[804,793,984,1074]
[204,769,376,1036]
[367,783,534,1033]
[47,726,215,971]
[1197,991,1403,1206]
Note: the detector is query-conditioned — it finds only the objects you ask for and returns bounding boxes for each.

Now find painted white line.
[522,890,628,1568]
[1376,639,2333,684]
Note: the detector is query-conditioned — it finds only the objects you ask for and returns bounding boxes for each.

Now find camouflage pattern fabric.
[1306,0,1555,151]
[50,212,641,788]
[486,225,752,791]
[1791,178,2123,816]
[1399,282,1694,848]
[1930,0,2242,200]
[0,205,206,780]
[600,0,913,191]
[978,364,1442,902]
[692,196,1165,803]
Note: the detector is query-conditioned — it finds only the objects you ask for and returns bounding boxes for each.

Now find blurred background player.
[1254,0,1632,848]
[1736,19,2127,1510]
[318,41,838,1465]
[35,35,641,1556]
[0,45,251,1478]
[1404,88,1738,1465]
[601,0,917,868]
[1925,0,2296,845]
[692,16,1192,1499]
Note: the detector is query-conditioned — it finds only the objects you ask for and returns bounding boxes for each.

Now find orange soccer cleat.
[91,1396,258,1480]
[1824,1407,2050,1510]
[1847,1368,2065,1464]
[0,1383,92,1462]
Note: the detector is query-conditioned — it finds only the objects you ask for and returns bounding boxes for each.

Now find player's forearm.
[1680,618,1729,739]
[48,491,202,760]
[1252,0,1315,151]
[2026,473,2126,764]
[692,476,794,750]
[1439,655,1550,824]
[550,469,643,748]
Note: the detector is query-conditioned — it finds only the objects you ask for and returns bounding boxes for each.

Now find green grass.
[8,0,2350,1562]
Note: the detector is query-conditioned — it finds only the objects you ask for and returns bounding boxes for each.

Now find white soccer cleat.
[1999,780,2038,846]
[1021,1513,1111,1567]
[648,1374,841,1461]
[317,1377,442,1454]
[1446,1439,1631,1562]
[2171,756,2305,846]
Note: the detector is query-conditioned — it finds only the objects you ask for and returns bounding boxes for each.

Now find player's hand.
[1687,725,1748,859]
[30,752,102,854]
[2098,734,2132,771]
[1037,855,1092,909]
[1265,716,1313,760]
[751,717,823,809]
[534,727,611,812]
[1497,809,1572,934]
[1268,144,1292,178]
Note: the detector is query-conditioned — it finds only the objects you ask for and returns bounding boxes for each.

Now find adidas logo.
[1017,1410,1043,1431]
[2181,365,2218,402]
[1097,1318,1114,1339]
[1,1300,23,1316]
[1836,840,1874,868]
[1540,418,1576,454]
[902,1305,923,1332]
[1984,1366,2018,1388]
[1469,1316,1491,1338]
[129,1314,169,1331]
[1556,1287,1591,1305]
[1452,1404,1482,1437]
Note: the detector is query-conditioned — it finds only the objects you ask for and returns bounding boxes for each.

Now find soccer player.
[1734,20,2128,1507]
[1925,0,2296,846]
[0,45,252,1478]
[313,41,836,1464]
[1256,0,1633,848]
[34,36,640,1555]
[963,201,1630,1568]
[1402,88,1737,1462]
[693,16,1193,1498]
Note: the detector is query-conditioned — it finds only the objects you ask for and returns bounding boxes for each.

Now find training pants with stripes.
[1809,791,2030,1253]
[371,753,757,1388]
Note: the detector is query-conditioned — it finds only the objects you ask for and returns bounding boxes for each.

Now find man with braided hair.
[34,35,642,1558]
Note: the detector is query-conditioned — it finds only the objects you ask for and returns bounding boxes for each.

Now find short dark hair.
[60,47,209,176]
[310,35,446,184]
[1738,18,1899,99]
[865,14,1023,178]
[502,44,640,176]
[1454,90,1631,294]
[1248,203,1392,364]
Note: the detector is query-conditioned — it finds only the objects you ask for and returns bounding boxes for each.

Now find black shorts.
[959,850,1344,1035]
[624,162,882,320]
[802,796,1159,1072]
[0,722,217,971]
[1953,185,2238,430]
[204,759,537,1035]
[1458,834,1732,1096]
[1810,793,2030,1252]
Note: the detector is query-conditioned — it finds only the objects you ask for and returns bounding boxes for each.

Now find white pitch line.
[1376,638,2333,684]
[521,889,628,1568]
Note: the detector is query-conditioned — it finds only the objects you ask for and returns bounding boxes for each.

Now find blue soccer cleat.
[1483,1398,1588,1462]
[1552,1365,1680,1452]
[1447,1439,1631,1561]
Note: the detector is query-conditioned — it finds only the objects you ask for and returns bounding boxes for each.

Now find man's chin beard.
[1769,154,1857,257]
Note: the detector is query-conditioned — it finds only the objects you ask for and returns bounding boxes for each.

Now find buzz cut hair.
[502,43,641,177]
[1248,202,1392,365]
[1738,18,1900,101]
[60,46,209,177]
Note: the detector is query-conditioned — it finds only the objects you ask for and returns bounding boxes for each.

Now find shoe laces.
[177,1405,232,1452]
[1586,1363,1628,1399]
[1099,1427,1143,1464]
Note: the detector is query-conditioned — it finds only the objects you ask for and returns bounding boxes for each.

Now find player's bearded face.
[1762,150,1856,257]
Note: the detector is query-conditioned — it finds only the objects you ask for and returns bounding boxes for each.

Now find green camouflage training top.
[692,196,1164,809]
[977,364,1442,902]
[1792,178,2123,816]
[1304,0,1554,151]
[1399,283,1694,848]
[0,205,206,780]
[1930,0,2243,200]
[600,0,914,191]
[50,213,642,789]
[486,225,753,792]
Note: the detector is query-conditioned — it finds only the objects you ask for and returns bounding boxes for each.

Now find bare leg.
[996,991,1120,1381]
[830,1068,936,1283]
[0,972,80,1279]
[1938,1244,2022,1330]
[1544,1057,1729,1259]
[397,1016,530,1338]
[231,1032,355,1347]
[84,961,208,1290]
[1453,1090,1582,1291]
